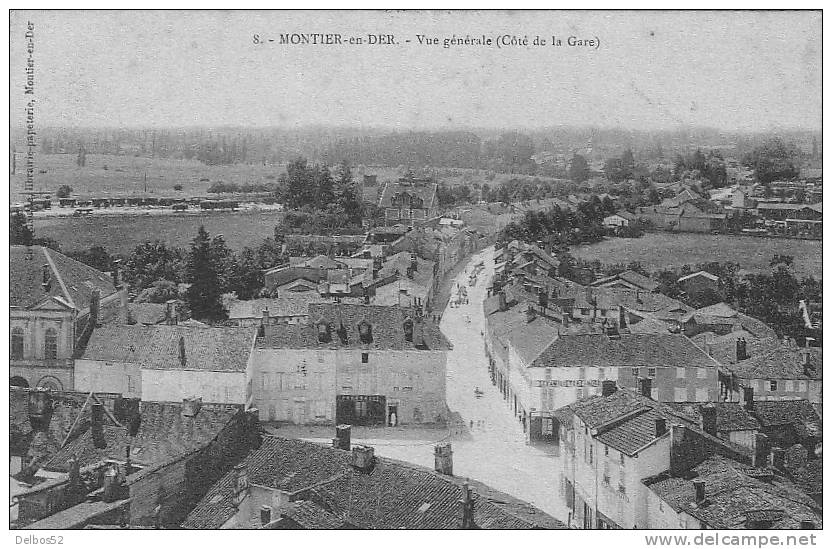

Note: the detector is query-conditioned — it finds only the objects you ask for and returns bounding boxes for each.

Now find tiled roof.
[530,333,718,370]
[503,316,560,365]
[565,287,691,321]
[376,251,435,290]
[184,436,564,530]
[81,325,256,372]
[228,295,334,320]
[790,459,822,495]
[750,400,821,434]
[591,270,659,292]
[255,304,451,351]
[41,401,241,472]
[644,455,821,529]
[712,339,822,381]
[275,500,348,529]
[378,181,437,210]
[128,303,167,325]
[10,246,117,310]
[553,389,699,456]
[678,270,720,283]
[666,402,760,432]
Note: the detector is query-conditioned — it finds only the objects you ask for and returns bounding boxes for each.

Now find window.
[695,388,709,401]
[619,453,625,466]
[589,444,594,464]
[358,321,373,343]
[576,388,583,399]
[127,375,136,393]
[354,400,368,418]
[542,418,553,436]
[545,368,552,381]
[11,327,24,360]
[798,381,807,392]
[784,381,793,392]
[697,368,707,379]
[605,445,609,456]
[770,380,778,391]
[631,367,639,377]
[44,328,58,360]
[647,367,656,378]
[361,352,369,364]
[674,387,688,401]
[316,351,325,363]
[676,367,686,379]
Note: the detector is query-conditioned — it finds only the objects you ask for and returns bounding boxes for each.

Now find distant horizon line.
[10,122,822,135]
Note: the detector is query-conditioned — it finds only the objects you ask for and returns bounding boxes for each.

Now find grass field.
[571,233,823,279]
[10,154,289,203]
[34,210,284,255]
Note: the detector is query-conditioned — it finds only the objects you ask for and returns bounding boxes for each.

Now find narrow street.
[295,247,570,522]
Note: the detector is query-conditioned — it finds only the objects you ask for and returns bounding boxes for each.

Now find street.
[295,246,569,522]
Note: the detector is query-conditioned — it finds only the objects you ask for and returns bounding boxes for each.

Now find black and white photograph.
[6,8,824,538]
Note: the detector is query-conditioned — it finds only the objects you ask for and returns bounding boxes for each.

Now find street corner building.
[250,303,452,427]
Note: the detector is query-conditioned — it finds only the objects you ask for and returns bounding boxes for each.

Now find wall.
[738,378,821,404]
[75,359,141,398]
[140,369,247,404]
[249,347,447,425]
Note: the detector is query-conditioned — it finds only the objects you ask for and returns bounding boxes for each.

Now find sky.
[9,10,822,132]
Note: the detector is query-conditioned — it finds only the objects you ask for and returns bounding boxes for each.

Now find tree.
[122,241,184,291]
[67,246,113,273]
[568,154,590,183]
[173,184,183,191]
[56,185,73,198]
[742,138,799,183]
[186,226,227,321]
[10,213,33,246]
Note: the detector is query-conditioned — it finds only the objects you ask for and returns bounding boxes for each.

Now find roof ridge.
[41,247,75,309]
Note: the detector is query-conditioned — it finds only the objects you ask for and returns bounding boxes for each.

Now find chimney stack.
[434,442,453,476]
[182,396,202,418]
[693,480,706,504]
[260,505,272,526]
[639,377,652,399]
[743,387,754,411]
[753,432,769,468]
[699,404,717,437]
[410,253,418,272]
[351,445,375,473]
[459,482,475,529]
[92,402,106,449]
[165,299,178,325]
[27,389,54,432]
[618,305,626,329]
[498,291,507,312]
[770,447,785,470]
[178,336,187,368]
[736,338,747,361]
[261,307,270,328]
[102,464,123,503]
[111,259,121,287]
[601,380,617,397]
[232,462,249,506]
[335,425,352,451]
[90,288,101,328]
[655,417,667,437]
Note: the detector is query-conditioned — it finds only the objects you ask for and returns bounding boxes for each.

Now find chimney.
[736,338,747,361]
[655,417,667,437]
[412,317,425,348]
[743,387,754,411]
[434,442,453,476]
[335,424,351,451]
[232,462,249,506]
[538,289,549,309]
[639,377,652,399]
[526,305,536,323]
[753,432,769,468]
[498,291,507,312]
[102,464,122,503]
[165,299,178,325]
[260,505,272,526]
[618,305,626,329]
[90,288,101,328]
[261,307,270,328]
[92,402,106,449]
[351,445,375,473]
[800,520,816,530]
[699,404,717,436]
[182,396,202,418]
[410,253,418,272]
[693,480,706,504]
[111,258,121,286]
[41,264,51,291]
[119,286,129,325]
[178,336,187,367]
[800,350,813,376]
[403,318,414,342]
[770,447,785,470]
[601,380,617,397]
[27,389,54,431]
[459,482,475,529]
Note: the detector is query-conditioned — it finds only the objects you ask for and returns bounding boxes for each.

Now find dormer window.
[317,321,331,343]
[403,319,414,342]
[358,320,373,344]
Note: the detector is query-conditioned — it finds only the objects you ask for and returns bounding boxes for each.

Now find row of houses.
[554,383,821,529]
